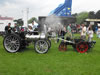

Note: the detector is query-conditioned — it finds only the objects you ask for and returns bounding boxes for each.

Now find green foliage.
[88,11,95,19]
[75,10,100,24]
[76,12,89,24]
[28,17,38,24]
[95,10,100,19]
[72,13,78,17]
[14,19,23,26]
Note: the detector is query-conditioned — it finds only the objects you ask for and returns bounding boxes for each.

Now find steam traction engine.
[3,27,51,54]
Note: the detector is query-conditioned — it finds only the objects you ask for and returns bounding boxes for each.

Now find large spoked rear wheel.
[34,40,49,54]
[3,34,21,53]
[76,42,88,53]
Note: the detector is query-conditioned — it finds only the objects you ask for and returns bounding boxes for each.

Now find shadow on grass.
[19,45,36,53]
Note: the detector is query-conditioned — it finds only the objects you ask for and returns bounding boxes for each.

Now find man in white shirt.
[97,24,100,38]
[28,21,37,32]
[81,24,87,40]
[87,27,94,42]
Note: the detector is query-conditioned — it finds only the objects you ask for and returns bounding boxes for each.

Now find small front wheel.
[34,40,49,54]
[76,42,88,53]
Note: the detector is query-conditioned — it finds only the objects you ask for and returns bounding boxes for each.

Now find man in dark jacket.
[5,23,12,34]
[13,23,20,32]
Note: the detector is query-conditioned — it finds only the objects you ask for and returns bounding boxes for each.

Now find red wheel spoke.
[76,42,88,53]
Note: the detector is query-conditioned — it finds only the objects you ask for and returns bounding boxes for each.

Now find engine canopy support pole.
[23,8,29,28]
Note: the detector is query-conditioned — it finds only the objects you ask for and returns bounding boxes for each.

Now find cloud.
[0,0,64,19]
[72,0,100,13]
[0,0,100,19]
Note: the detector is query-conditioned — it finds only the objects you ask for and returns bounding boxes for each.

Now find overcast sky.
[0,0,100,19]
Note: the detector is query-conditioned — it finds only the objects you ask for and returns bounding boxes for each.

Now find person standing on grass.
[72,29,75,38]
[95,26,98,34]
[87,27,94,42]
[66,24,72,39]
[61,26,66,39]
[57,25,66,43]
[97,24,100,38]
[57,28,61,43]
[81,24,87,40]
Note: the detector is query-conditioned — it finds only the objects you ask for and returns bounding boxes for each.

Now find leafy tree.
[72,13,78,17]
[95,10,100,19]
[28,17,38,24]
[14,19,23,26]
[88,11,95,19]
[76,12,89,24]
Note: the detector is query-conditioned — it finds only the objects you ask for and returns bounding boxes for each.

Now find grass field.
[0,34,100,75]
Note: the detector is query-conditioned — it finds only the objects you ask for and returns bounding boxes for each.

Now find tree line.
[72,10,100,24]
[14,17,38,26]
[14,10,100,26]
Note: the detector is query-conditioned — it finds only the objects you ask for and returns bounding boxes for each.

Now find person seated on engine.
[5,23,12,34]
[28,25,33,32]
[28,21,38,35]
[13,23,20,32]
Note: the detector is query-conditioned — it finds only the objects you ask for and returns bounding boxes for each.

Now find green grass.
[0,34,100,75]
